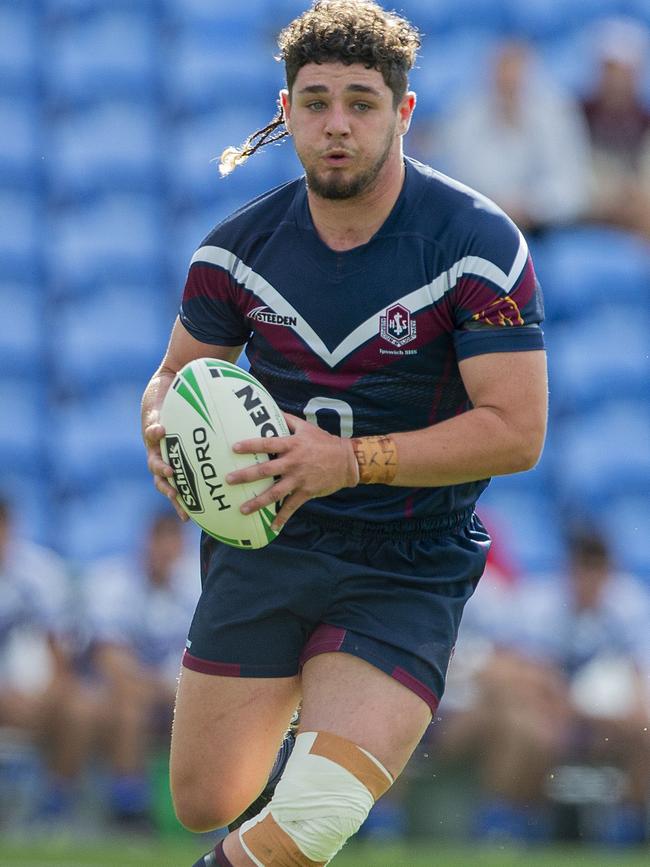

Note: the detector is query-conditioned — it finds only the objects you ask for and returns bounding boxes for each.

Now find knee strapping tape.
[239,731,393,865]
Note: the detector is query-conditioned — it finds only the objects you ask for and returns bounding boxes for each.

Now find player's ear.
[280,89,292,133]
[397,91,416,136]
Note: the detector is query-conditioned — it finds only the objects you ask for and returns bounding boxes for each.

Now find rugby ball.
[159,358,290,549]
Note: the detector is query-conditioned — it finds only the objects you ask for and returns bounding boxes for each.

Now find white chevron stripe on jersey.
[447,229,528,296]
[190,236,529,368]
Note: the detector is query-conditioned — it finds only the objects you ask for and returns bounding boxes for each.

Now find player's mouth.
[322,149,354,166]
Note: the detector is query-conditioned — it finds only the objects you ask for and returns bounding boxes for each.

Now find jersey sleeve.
[450,208,545,361]
[179,243,251,347]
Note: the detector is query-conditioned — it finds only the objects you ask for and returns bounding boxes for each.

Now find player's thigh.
[170,665,300,829]
[299,652,431,780]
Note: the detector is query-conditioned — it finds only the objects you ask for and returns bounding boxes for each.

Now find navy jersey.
[180,157,544,523]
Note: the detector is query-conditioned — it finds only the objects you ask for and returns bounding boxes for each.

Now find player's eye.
[353,102,371,112]
[307,101,326,111]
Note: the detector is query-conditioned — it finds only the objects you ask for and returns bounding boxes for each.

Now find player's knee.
[237,731,393,865]
[171,777,252,833]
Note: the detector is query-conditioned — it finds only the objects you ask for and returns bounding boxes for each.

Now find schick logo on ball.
[166,435,203,512]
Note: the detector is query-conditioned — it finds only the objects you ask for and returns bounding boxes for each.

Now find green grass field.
[1,838,650,867]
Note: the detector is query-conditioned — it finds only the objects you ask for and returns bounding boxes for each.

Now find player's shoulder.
[198,177,303,258]
[405,157,522,251]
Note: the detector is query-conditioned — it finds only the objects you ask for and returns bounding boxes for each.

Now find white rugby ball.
[159,358,289,549]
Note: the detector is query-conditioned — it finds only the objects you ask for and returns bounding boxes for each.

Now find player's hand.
[143,421,188,521]
[226,413,359,530]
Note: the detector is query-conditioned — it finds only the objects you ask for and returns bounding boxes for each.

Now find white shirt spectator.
[434,40,591,230]
[82,550,198,688]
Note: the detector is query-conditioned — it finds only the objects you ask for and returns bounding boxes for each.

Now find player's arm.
[229,348,547,529]
[141,317,243,516]
[389,348,548,486]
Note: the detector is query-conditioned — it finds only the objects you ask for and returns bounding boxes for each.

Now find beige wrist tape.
[351,436,398,485]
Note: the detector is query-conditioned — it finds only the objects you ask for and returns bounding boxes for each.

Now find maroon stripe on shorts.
[299,623,347,666]
[182,649,242,677]
[213,839,234,866]
[391,665,440,714]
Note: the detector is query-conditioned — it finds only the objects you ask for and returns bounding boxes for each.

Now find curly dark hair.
[279,0,420,104]
[220,0,420,175]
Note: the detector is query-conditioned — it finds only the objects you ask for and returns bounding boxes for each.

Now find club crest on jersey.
[380,303,417,347]
[249,305,298,327]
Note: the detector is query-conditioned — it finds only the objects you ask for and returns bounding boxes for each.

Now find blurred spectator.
[433,38,591,235]
[437,526,650,845]
[0,496,97,824]
[580,17,650,238]
[81,510,199,830]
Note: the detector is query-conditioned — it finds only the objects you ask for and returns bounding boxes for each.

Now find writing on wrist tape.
[351,436,398,485]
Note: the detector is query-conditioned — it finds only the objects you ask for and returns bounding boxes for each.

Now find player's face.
[281,63,415,200]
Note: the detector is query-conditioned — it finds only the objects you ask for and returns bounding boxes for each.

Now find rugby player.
[141,2,548,864]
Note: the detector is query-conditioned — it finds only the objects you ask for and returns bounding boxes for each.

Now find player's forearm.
[141,364,176,435]
[384,405,545,487]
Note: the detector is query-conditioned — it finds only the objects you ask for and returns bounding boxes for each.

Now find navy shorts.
[182,508,490,714]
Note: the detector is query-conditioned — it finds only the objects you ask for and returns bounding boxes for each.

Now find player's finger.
[225,458,282,486]
[143,422,166,445]
[271,491,306,530]
[281,412,305,432]
[153,478,188,521]
[239,479,292,515]
[232,435,292,455]
[154,474,176,499]
[148,452,174,477]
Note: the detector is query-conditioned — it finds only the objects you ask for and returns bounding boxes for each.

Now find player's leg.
[220,652,432,866]
[211,517,487,865]
[171,665,300,832]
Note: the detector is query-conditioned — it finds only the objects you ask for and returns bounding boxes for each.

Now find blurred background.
[1,0,650,862]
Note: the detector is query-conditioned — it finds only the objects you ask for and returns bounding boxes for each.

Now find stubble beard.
[304,127,396,200]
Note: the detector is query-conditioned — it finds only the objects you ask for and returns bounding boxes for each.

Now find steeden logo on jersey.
[249,305,298,327]
[380,303,417,348]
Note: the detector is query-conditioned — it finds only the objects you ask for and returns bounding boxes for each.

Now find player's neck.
[307,156,405,252]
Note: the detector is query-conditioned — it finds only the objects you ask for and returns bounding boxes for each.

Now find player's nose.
[324,104,351,136]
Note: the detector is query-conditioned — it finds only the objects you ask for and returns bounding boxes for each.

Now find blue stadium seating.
[0,473,52,547]
[400,0,508,35]
[0,97,43,189]
[56,478,162,563]
[535,226,650,321]
[553,401,650,504]
[166,108,297,207]
[409,29,499,118]
[47,98,163,199]
[45,7,160,106]
[0,280,43,378]
[0,188,43,277]
[44,0,160,16]
[49,384,147,493]
[164,0,275,41]
[0,1,40,98]
[601,494,650,582]
[503,0,626,41]
[50,284,169,396]
[478,487,566,575]
[0,379,47,476]
[45,191,165,296]
[163,34,279,117]
[546,306,650,411]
